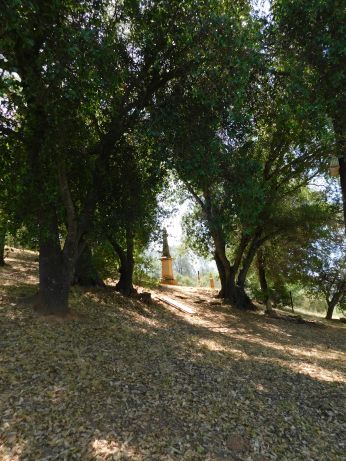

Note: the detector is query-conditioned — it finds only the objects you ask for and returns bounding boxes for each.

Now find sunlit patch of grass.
[283,360,346,383]
[0,441,26,461]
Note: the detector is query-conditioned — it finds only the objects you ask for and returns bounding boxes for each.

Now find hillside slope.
[0,250,345,461]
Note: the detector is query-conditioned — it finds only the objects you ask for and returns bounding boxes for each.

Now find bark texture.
[203,190,255,310]
[109,230,136,296]
[326,301,336,320]
[213,233,255,310]
[35,215,72,315]
[325,284,345,320]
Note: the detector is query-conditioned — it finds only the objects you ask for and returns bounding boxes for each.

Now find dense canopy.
[1,1,346,460]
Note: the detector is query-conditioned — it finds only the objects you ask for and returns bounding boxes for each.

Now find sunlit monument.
[160,228,177,285]
[209,274,215,289]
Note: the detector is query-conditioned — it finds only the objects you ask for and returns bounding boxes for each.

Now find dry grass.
[0,251,345,461]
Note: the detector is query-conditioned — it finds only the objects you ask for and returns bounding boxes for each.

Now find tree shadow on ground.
[0,276,345,460]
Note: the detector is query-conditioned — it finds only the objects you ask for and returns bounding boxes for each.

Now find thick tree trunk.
[15,37,98,315]
[109,231,136,296]
[213,234,254,310]
[35,216,71,315]
[214,251,227,298]
[116,257,135,296]
[0,228,6,266]
[213,234,234,299]
[325,285,345,320]
[235,234,261,311]
[233,285,255,310]
[203,189,254,310]
[325,301,336,320]
[237,233,261,288]
[74,244,105,287]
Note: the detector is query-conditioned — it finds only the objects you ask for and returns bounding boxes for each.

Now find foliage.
[2,1,249,308]
[172,244,197,278]
[133,251,161,289]
[0,0,344,314]
[271,0,346,228]
[272,0,346,127]
[151,0,334,306]
[293,224,346,315]
[252,188,345,317]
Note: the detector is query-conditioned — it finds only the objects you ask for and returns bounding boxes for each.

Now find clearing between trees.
[0,250,345,461]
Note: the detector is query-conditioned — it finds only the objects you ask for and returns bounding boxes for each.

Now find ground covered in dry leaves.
[0,250,345,461]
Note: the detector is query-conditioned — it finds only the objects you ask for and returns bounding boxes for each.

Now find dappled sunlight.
[257,321,294,338]
[91,438,130,460]
[0,299,33,321]
[232,331,346,372]
[210,331,345,384]
[253,382,268,393]
[229,331,346,363]
[1,251,38,288]
[0,392,27,461]
[0,441,25,461]
[134,290,346,387]
[282,360,346,384]
[196,331,345,384]
[130,316,165,332]
[198,337,249,359]
[0,253,345,460]
[165,299,346,385]
[0,275,37,286]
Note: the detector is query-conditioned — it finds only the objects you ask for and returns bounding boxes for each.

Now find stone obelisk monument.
[160,228,177,285]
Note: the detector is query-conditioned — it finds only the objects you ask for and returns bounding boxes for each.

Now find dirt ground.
[0,249,345,461]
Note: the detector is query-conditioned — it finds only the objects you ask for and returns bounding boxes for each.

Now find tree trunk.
[233,285,255,310]
[333,119,346,234]
[214,251,226,298]
[326,300,336,320]
[325,284,345,320]
[0,228,6,266]
[34,216,71,315]
[237,233,261,287]
[257,248,272,313]
[116,256,135,296]
[74,244,105,287]
[339,156,346,234]
[213,234,234,299]
[15,37,98,315]
[235,234,261,311]
[109,230,136,296]
[233,233,251,273]
[213,234,254,310]
[203,189,254,310]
